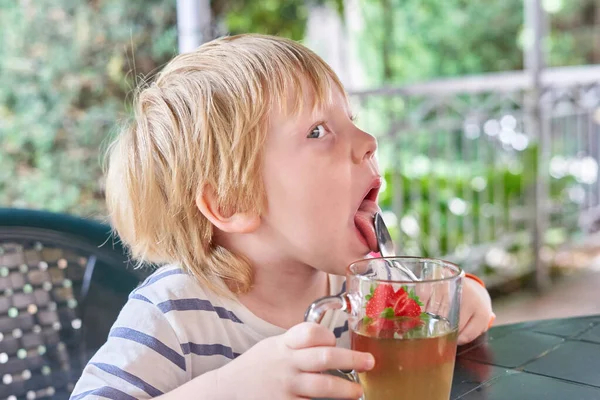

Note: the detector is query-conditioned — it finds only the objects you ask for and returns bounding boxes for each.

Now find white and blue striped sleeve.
[70,292,190,399]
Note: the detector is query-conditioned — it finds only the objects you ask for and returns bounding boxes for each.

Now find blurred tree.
[355,0,600,86]
[0,0,597,218]
[0,0,344,217]
[545,0,600,66]
[355,0,524,86]
[0,0,178,217]
[214,0,344,40]
[217,0,309,40]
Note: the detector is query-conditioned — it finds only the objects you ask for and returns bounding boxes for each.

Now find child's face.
[260,79,381,275]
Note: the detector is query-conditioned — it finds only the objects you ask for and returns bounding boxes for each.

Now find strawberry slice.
[392,288,421,317]
[365,284,396,319]
[363,284,424,337]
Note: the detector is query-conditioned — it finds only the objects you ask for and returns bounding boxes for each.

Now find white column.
[176,0,212,53]
[305,0,365,91]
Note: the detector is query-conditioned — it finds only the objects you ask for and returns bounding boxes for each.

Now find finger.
[291,372,363,400]
[284,322,336,349]
[488,313,496,329]
[420,284,451,317]
[435,288,450,318]
[293,347,374,373]
[458,312,490,345]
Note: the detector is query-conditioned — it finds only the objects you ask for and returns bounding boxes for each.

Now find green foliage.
[0,0,347,216]
[545,0,600,67]
[0,0,597,221]
[355,0,524,86]
[378,144,577,257]
[0,0,178,216]
[219,0,344,40]
[223,0,309,40]
[354,0,600,85]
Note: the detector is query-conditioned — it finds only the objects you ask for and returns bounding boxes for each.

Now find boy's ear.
[195,185,261,234]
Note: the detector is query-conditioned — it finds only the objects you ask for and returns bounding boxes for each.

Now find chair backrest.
[0,208,151,400]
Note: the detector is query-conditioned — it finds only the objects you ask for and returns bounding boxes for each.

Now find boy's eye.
[307,124,327,139]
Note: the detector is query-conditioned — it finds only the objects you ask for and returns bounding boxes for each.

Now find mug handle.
[304,292,361,388]
[304,293,351,323]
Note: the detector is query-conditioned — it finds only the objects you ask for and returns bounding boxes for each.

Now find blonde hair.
[105,34,345,295]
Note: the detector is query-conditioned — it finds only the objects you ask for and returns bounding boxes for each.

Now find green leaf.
[380,307,395,319]
[365,284,376,301]
[362,316,373,325]
[408,289,424,307]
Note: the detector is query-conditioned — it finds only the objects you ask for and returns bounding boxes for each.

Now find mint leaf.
[420,312,431,321]
[362,316,373,325]
[365,284,375,301]
[380,307,395,319]
[408,289,424,307]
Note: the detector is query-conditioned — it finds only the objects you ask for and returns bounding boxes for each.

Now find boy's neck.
[237,261,329,330]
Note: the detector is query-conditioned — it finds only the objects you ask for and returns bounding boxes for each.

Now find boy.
[72,34,494,399]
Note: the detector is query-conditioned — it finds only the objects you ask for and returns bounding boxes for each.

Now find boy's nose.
[352,129,377,164]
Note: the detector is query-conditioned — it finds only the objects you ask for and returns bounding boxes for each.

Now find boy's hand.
[458,278,495,345]
[217,322,374,400]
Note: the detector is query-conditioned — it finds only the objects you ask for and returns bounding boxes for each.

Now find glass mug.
[305,257,463,400]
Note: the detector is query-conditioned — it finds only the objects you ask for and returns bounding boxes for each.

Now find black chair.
[0,208,151,400]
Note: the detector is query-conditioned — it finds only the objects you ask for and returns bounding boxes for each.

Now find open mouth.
[354,180,382,253]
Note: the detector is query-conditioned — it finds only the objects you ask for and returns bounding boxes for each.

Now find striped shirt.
[70,265,349,399]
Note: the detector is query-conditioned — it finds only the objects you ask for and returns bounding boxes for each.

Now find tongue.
[354,199,381,253]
